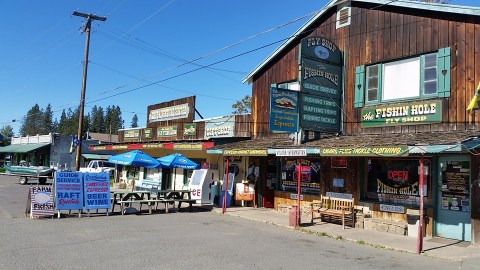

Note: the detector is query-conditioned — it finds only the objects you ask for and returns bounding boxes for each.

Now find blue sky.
[1,0,478,135]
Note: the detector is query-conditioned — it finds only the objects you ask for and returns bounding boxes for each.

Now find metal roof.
[0,143,50,153]
[243,0,480,84]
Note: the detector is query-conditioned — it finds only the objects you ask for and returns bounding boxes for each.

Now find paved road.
[0,175,476,270]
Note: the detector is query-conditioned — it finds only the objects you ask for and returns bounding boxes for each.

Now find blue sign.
[269,87,299,133]
[55,172,83,210]
[84,173,111,210]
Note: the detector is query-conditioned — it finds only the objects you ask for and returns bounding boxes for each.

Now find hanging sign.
[300,36,342,65]
[269,87,299,133]
[55,172,83,211]
[84,173,111,212]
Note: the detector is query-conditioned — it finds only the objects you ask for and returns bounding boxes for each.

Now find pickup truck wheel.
[19,177,29,185]
[38,178,47,185]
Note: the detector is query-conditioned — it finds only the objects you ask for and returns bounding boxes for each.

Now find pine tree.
[57,110,69,134]
[90,106,104,133]
[131,114,139,128]
[19,104,42,136]
[41,104,54,134]
[231,95,252,114]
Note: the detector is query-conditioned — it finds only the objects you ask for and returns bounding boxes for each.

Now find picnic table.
[110,189,196,214]
[111,190,152,214]
[155,190,196,212]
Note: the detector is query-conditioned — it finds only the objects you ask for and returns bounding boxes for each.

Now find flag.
[69,135,80,154]
[466,82,480,112]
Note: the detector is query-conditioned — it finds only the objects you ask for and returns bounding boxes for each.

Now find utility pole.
[72,11,106,171]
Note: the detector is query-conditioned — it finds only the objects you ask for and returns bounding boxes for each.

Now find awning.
[0,143,50,153]
[408,145,464,154]
[82,154,110,160]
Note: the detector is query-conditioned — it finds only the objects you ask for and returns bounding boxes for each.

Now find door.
[263,156,276,208]
[436,157,471,241]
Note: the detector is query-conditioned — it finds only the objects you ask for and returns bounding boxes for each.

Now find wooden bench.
[310,196,355,229]
[173,198,197,212]
[120,198,176,214]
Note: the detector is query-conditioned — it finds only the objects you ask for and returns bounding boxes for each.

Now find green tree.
[19,104,42,136]
[90,105,104,133]
[0,125,14,146]
[131,114,139,128]
[231,95,252,114]
[40,103,54,134]
[57,110,69,134]
[104,106,123,134]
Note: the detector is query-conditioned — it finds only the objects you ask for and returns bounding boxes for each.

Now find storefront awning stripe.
[408,145,464,154]
[0,143,50,153]
[81,154,111,160]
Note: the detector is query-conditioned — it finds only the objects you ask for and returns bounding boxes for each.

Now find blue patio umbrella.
[108,150,160,168]
[156,153,200,170]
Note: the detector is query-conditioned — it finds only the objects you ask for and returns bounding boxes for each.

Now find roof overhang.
[243,0,480,84]
[0,143,50,153]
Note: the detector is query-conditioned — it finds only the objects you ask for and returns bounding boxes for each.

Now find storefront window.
[280,158,321,195]
[366,158,430,205]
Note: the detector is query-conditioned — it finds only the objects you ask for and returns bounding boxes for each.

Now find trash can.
[289,205,299,228]
[210,181,219,205]
[407,214,424,237]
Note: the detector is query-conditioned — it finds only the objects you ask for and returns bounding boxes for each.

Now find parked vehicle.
[4,161,55,185]
[79,160,115,174]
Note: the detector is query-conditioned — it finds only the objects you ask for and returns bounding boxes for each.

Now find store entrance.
[436,157,471,241]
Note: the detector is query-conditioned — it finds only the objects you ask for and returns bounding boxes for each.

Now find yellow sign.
[174,144,203,150]
[320,146,408,157]
[142,143,164,149]
[223,149,267,156]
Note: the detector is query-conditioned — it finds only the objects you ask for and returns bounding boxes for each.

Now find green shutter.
[354,65,365,108]
[437,47,451,98]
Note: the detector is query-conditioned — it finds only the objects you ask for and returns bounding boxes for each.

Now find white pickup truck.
[79,160,115,174]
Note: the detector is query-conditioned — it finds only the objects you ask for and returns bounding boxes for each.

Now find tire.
[38,178,47,185]
[19,177,28,185]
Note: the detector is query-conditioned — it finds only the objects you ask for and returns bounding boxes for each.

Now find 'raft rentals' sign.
[55,172,84,217]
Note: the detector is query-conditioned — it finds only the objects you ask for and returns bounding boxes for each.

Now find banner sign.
[184,123,196,136]
[321,146,408,157]
[55,172,83,210]
[205,116,235,139]
[300,36,342,65]
[124,129,140,139]
[300,93,340,132]
[157,126,178,137]
[269,87,299,133]
[30,186,55,217]
[361,100,442,128]
[275,149,307,157]
[149,103,190,122]
[83,173,111,210]
[173,143,203,150]
[224,149,267,156]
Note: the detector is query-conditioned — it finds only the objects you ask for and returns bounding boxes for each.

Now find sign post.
[417,155,425,254]
[296,159,301,228]
[222,158,230,214]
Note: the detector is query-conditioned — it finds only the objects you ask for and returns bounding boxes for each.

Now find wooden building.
[212,0,480,244]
